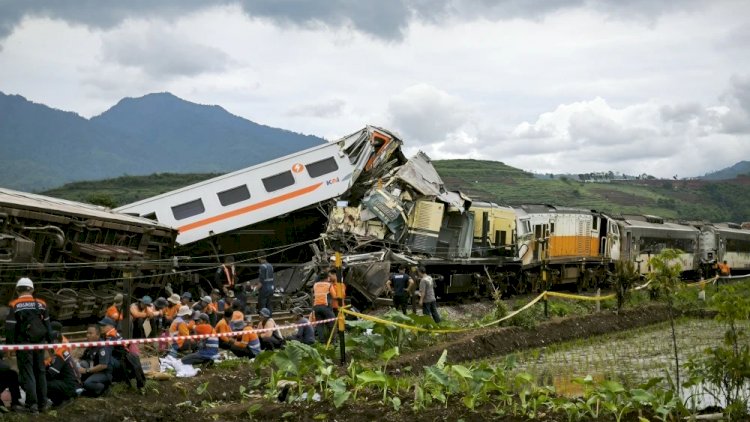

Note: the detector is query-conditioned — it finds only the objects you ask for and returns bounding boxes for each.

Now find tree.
[648,249,683,388]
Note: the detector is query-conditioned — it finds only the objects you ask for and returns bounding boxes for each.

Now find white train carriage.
[699,223,750,273]
[616,215,699,275]
[116,126,402,245]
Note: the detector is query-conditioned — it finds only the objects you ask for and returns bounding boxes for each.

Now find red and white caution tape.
[0,317,337,351]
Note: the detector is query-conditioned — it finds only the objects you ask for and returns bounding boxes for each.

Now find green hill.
[42,160,750,223]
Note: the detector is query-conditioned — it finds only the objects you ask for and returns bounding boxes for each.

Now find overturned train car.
[0,188,176,322]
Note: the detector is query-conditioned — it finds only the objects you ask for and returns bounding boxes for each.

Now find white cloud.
[387,84,472,145]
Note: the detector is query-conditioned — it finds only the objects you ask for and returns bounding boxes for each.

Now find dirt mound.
[391,304,674,371]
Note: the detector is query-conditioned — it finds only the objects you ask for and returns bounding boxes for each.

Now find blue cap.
[140,295,152,305]
[98,317,116,327]
[181,292,192,299]
[259,308,271,318]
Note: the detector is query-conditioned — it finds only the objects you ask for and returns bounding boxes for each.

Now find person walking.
[257,258,275,313]
[417,266,441,323]
[5,277,51,413]
[385,265,414,314]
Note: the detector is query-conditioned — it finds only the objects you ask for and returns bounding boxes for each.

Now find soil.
[14,304,692,422]
[390,304,677,372]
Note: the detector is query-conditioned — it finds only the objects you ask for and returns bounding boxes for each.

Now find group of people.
[385,265,441,323]
[1,258,442,414]
[1,278,135,413]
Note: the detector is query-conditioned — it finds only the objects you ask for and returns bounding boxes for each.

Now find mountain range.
[1,92,748,192]
[0,92,323,191]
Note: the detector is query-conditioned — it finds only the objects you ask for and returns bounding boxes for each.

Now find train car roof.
[0,187,175,230]
[706,223,750,240]
[471,201,514,211]
[116,125,400,210]
[618,218,699,234]
[513,204,594,215]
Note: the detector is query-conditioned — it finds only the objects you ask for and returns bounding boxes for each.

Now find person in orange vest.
[716,260,731,276]
[163,294,181,325]
[227,312,261,358]
[312,273,335,342]
[168,306,193,357]
[129,296,156,339]
[45,329,79,407]
[5,277,52,414]
[105,294,124,328]
[215,256,238,294]
[181,314,219,365]
[214,309,234,350]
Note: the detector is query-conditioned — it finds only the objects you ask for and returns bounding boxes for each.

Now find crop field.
[503,318,750,406]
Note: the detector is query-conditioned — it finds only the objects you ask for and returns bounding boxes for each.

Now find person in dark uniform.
[0,351,23,413]
[46,330,79,407]
[385,265,415,314]
[257,258,275,314]
[5,277,51,413]
[79,324,114,397]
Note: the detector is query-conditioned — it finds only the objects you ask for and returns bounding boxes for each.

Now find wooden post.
[596,288,601,313]
[543,297,549,319]
[122,270,133,339]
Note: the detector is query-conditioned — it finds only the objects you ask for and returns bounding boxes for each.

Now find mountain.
[0,92,324,191]
[701,161,750,180]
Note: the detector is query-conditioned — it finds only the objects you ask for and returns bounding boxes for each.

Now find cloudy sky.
[1,1,748,178]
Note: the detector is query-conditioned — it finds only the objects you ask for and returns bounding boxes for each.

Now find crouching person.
[79,325,113,397]
[0,351,23,413]
[227,312,261,358]
[46,330,80,407]
[168,306,193,357]
[257,308,284,350]
[181,314,218,365]
[288,307,315,345]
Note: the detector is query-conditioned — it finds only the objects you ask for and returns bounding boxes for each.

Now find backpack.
[26,300,48,343]
[113,345,146,389]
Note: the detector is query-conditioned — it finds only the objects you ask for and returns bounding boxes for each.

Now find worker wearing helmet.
[5,277,52,413]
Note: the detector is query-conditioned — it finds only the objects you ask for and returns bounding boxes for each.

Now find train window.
[217,184,251,206]
[550,223,555,233]
[592,217,598,230]
[171,199,205,220]
[142,212,158,222]
[262,171,295,192]
[500,230,507,245]
[640,237,695,253]
[726,238,750,253]
[306,157,339,178]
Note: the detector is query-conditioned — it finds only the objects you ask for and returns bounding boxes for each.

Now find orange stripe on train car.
[178,182,323,233]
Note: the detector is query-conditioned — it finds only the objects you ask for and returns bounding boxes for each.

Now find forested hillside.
[42,160,750,223]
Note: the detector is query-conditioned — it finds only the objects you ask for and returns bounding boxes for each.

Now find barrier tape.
[0,317,337,352]
[543,291,616,301]
[342,292,548,334]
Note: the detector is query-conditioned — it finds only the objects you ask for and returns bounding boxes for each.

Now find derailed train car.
[0,188,176,321]
[699,223,750,275]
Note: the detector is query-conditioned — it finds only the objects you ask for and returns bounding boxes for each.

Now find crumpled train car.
[0,188,176,321]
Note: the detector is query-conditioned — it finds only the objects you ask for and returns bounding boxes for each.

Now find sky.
[0,1,748,178]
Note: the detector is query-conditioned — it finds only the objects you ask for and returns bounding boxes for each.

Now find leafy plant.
[648,248,684,388]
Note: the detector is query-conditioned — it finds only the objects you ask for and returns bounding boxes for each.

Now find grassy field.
[38,159,750,222]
